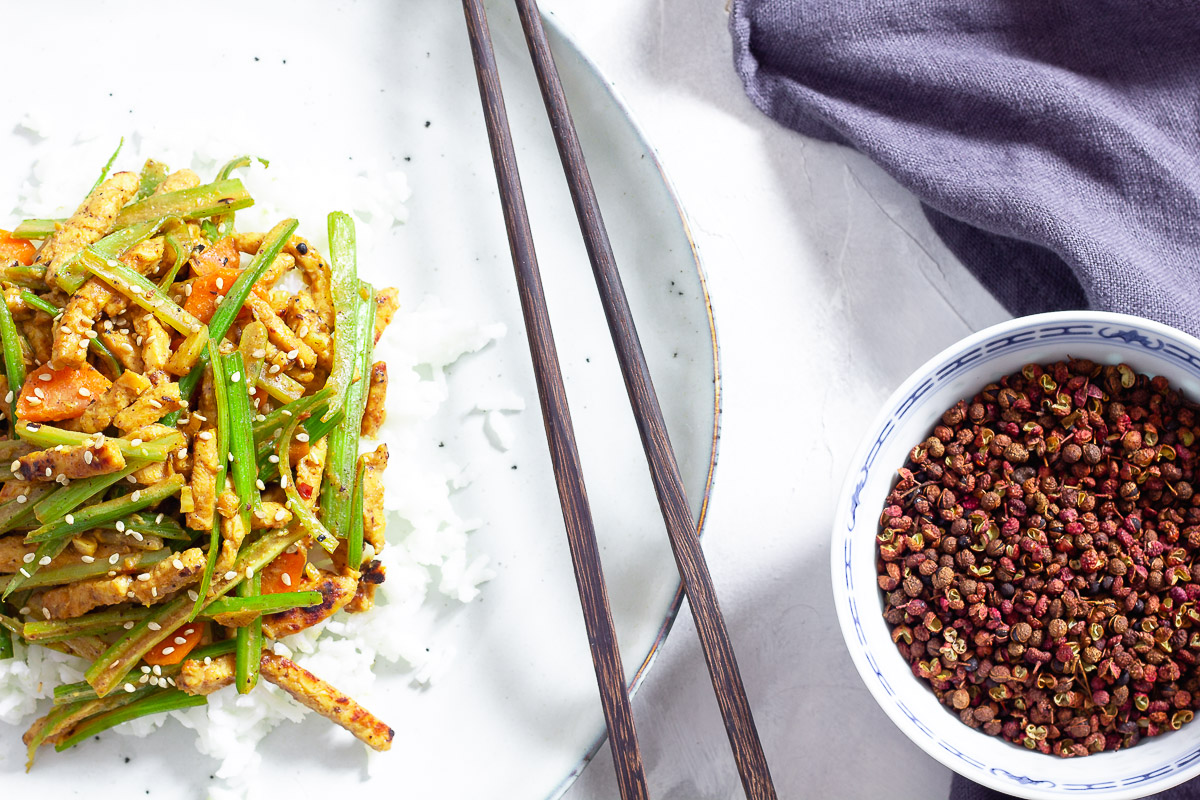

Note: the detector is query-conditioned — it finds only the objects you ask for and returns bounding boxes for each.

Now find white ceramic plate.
[0,2,719,798]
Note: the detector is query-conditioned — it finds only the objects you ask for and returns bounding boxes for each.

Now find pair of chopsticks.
[460,2,777,799]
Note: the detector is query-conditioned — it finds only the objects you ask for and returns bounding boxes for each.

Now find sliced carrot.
[261,547,307,595]
[0,229,36,267]
[16,362,112,423]
[189,237,240,276]
[184,266,243,325]
[143,621,205,666]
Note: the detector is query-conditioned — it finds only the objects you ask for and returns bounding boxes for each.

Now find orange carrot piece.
[261,547,307,595]
[183,267,244,325]
[16,363,112,423]
[189,237,240,277]
[143,621,205,666]
[0,230,36,267]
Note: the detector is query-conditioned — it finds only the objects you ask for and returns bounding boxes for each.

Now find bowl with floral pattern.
[833,310,1200,799]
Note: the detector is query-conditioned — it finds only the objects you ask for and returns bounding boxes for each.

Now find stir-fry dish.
[0,152,401,765]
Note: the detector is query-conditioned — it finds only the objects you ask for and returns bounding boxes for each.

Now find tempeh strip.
[259,652,392,751]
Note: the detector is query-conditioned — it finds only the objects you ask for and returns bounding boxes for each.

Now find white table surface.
[539,2,1012,798]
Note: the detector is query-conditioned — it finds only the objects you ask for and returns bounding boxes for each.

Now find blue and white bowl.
[833,311,1200,799]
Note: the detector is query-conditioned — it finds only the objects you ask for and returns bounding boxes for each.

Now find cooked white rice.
[0,132,508,798]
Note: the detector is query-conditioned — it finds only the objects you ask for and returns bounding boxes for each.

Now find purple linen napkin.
[729,2,1200,797]
[729,0,1200,337]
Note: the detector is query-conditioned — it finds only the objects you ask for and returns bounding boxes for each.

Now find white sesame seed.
[81,555,95,563]
[15,492,26,504]
[184,284,192,296]
[22,552,34,563]
[268,455,280,464]
[269,364,281,374]
[198,431,213,441]
[78,386,91,397]
[224,571,237,581]
[280,474,289,489]
[9,461,18,473]
[139,673,150,684]
[18,606,29,615]
[44,467,51,477]
[161,646,175,655]
[124,621,135,629]
[246,566,255,578]
[27,396,41,405]
[252,349,266,359]
[4,391,11,403]
[141,665,151,674]
[156,514,164,523]
[83,450,93,464]
[204,657,212,666]
[37,556,51,566]
[148,621,162,631]
[148,399,162,409]
[173,559,183,570]
[297,324,310,338]
[131,490,141,502]
[230,371,241,383]
[274,508,287,522]
[132,531,143,542]
[34,387,44,399]
[42,607,51,619]
[188,590,199,602]
[281,573,293,588]
[124,683,136,693]
[37,373,50,382]
[128,474,138,483]
[153,665,162,676]
[137,573,151,582]
[216,278,224,291]
[64,514,74,525]
[295,432,309,443]
[193,413,208,422]
[110,553,120,564]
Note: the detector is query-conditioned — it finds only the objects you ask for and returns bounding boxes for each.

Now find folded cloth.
[729,0,1200,337]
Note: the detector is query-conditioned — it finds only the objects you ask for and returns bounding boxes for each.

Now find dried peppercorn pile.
[878,359,1200,757]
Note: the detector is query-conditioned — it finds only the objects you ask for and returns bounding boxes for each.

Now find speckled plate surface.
[0,2,718,798]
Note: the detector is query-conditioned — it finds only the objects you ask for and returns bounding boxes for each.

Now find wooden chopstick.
[459,2,649,800]
[511,2,778,798]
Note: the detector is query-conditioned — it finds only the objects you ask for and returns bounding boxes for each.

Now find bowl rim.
[831,309,1200,800]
